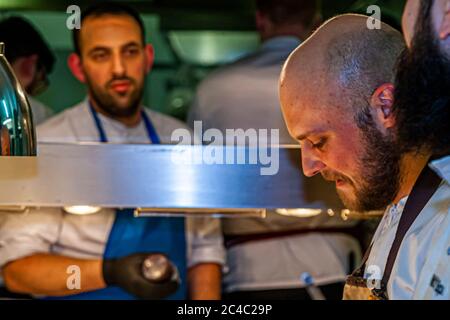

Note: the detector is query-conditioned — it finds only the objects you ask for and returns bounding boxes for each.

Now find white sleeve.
[185,217,226,269]
[0,208,63,268]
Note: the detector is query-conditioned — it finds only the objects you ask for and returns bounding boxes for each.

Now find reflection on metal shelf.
[275,208,383,220]
[341,209,384,220]
[275,208,322,218]
[134,208,266,218]
[0,205,27,213]
[63,206,102,215]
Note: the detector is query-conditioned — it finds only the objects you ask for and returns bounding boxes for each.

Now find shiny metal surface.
[0,42,36,156]
[135,207,266,218]
[0,143,343,212]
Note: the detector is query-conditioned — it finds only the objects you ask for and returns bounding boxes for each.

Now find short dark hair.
[72,1,146,56]
[0,16,55,73]
[255,0,318,28]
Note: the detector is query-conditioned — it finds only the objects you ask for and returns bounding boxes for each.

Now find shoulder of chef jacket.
[28,96,54,126]
[36,99,195,145]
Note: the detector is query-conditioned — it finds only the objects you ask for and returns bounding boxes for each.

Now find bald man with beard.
[280,14,449,299]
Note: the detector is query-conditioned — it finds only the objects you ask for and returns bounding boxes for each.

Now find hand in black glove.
[102,253,179,300]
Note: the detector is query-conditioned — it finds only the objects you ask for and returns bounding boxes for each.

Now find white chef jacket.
[28,96,53,125]
[365,156,450,300]
[0,100,226,279]
[188,36,361,292]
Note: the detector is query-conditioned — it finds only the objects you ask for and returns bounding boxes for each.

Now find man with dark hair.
[0,2,225,300]
[0,16,54,124]
[189,1,361,300]
[71,1,145,57]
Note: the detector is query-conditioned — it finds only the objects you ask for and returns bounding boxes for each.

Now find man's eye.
[124,48,139,56]
[92,52,108,61]
[312,138,326,150]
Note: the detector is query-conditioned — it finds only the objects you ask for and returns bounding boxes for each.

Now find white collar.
[83,97,145,132]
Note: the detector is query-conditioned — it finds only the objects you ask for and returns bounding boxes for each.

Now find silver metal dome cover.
[0,42,36,156]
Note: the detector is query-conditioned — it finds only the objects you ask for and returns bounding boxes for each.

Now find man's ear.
[370,83,396,130]
[439,0,450,40]
[67,53,86,83]
[144,44,154,74]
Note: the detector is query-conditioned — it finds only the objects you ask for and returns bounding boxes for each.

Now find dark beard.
[349,108,402,212]
[86,75,142,119]
[394,0,450,156]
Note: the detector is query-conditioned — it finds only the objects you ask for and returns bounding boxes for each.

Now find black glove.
[102,253,179,300]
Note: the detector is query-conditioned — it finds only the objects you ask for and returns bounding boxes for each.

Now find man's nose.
[300,148,325,177]
[111,53,126,76]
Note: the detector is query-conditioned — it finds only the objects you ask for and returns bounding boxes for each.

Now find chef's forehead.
[72,3,145,55]
[79,15,143,48]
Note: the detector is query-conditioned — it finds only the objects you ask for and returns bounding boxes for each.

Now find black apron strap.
[347,242,373,280]
[374,163,443,298]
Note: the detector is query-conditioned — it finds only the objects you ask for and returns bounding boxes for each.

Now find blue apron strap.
[141,110,161,144]
[88,101,160,144]
[88,102,108,143]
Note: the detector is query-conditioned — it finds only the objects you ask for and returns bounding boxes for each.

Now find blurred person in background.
[0,16,54,124]
[189,0,361,300]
